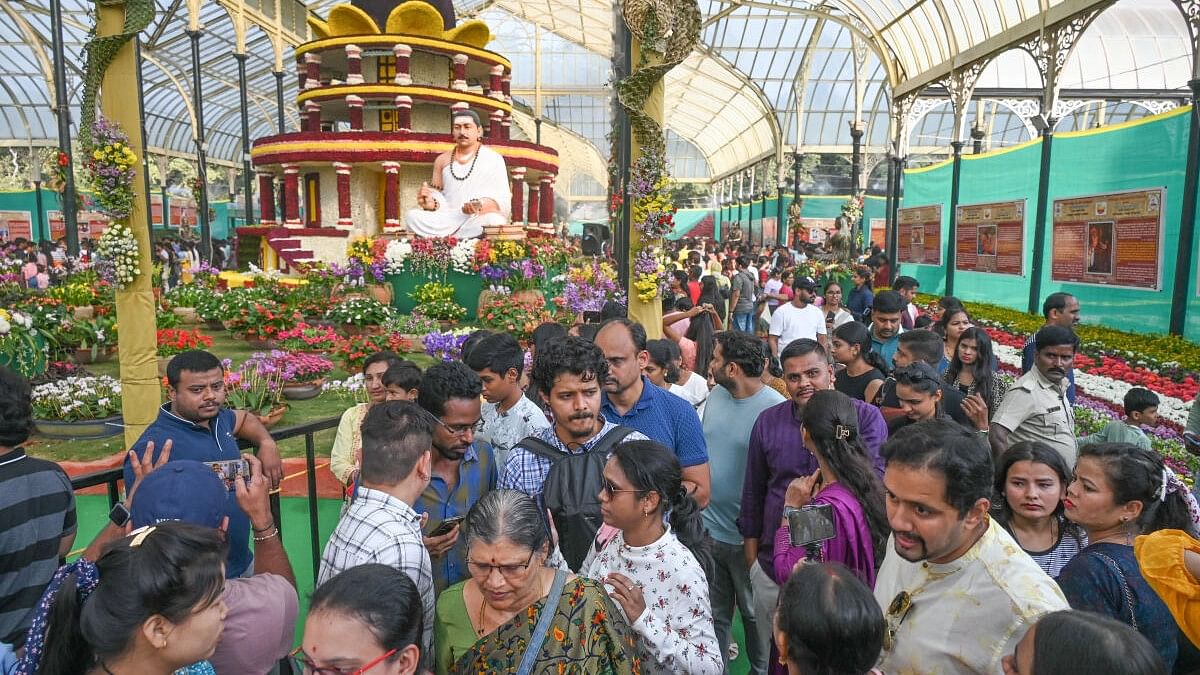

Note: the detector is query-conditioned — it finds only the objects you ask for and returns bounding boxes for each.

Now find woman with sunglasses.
[887,363,948,435]
[583,440,722,674]
[298,564,423,675]
[435,490,639,674]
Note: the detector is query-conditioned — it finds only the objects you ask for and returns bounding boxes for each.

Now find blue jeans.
[732,312,754,333]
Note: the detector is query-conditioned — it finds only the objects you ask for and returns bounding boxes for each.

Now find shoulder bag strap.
[1092,552,1137,630]
[590,426,636,457]
[518,437,563,463]
[515,569,569,675]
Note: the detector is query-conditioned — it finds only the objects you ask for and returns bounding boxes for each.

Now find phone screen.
[788,503,837,547]
[428,516,465,537]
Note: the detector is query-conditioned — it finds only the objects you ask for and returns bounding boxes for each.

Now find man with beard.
[123,349,283,579]
[405,109,511,238]
[595,318,711,506]
[874,420,1067,674]
[500,336,647,568]
[990,326,1079,465]
[868,290,906,371]
[411,361,497,592]
[737,338,887,665]
[702,332,785,674]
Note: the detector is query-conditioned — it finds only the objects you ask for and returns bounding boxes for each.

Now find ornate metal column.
[187,29,211,259]
[946,140,965,296]
[49,0,79,253]
[235,53,254,224]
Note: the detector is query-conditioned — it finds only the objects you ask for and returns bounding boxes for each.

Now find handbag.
[515,569,569,675]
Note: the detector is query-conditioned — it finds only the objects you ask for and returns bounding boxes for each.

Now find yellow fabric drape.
[1134,529,1200,647]
[99,2,161,447]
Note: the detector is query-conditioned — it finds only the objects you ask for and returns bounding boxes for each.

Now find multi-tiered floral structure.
[245,0,560,269]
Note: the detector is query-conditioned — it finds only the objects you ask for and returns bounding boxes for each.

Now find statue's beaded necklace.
[449,147,480,182]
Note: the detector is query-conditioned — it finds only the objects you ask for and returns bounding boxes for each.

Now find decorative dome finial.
[351,0,455,30]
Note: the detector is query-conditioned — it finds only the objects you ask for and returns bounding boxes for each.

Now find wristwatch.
[782,505,804,520]
[109,502,131,527]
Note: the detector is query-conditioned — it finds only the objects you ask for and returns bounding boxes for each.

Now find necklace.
[449,148,480,182]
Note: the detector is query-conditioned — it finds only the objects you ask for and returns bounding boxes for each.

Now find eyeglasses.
[601,478,642,498]
[883,591,914,651]
[466,550,537,579]
[435,416,484,436]
[290,646,398,675]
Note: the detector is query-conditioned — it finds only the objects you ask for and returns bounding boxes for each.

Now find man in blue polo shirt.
[123,350,283,578]
[594,318,711,506]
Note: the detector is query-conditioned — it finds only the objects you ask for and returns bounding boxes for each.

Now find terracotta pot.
[172,307,200,324]
[73,347,111,364]
[283,377,326,401]
[35,415,124,440]
[73,305,95,321]
[437,320,455,331]
[476,289,504,318]
[511,289,545,307]
[366,283,394,306]
[254,405,288,429]
[342,324,383,337]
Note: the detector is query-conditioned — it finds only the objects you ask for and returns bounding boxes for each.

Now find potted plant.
[325,296,394,336]
[478,297,554,343]
[56,315,117,364]
[227,301,303,347]
[274,350,336,400]
[334,333,414,372]
[501,259,548,306]
[387,312,441,343]
[409,282,467,327]
[32,375,124,438]
[274,323,341,355]
[0,309,46,378]
[48,281,98,319]
[224,356,287,428]
[164,285,215,324]
[156,328,214,376]
[423,330,470,362]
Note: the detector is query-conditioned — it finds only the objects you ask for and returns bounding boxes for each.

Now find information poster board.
[1051,188,1164,290]
[869,218,886,250]
[955,199,1025,275]
[801,218,836,244]
[48,210,111,241]
[0,211,32,240]
[897,204,942,265]
[750,218,763,248]
[151,194,164,226]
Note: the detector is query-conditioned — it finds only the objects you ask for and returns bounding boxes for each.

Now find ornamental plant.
[0,308,42,378]
[632,248,667,303]
[423,331,469,362]
[156,328,213,358]
[335,333,414,371]
[96,222,141,289]
[48,281,97,308]
[325,296,394,327]
[274,323,341,353]
[164,284,216,310]
[228,300,304,341]
[503,259,546,292]
[387,312,441,336]
[478,297,554,343]
[407,237,456,278]
[410,282,465,321]
[32,375,122,421]
[556,258,625,318]
[84,118,137,220]
[323,373,370,405]
[410,281,455,306]
[248,349,335,384]
[223,357,284,415]
[56,315,117,358]
[628,147,676,241]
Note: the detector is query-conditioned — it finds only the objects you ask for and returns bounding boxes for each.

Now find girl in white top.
[583,440,721,675]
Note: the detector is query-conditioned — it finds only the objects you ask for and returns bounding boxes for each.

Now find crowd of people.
[4,235,235,292]
[4,234,1200,674]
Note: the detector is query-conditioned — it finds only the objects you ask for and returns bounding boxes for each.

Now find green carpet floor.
[74,495,752,673]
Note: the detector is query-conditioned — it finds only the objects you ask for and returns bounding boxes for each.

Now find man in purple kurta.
[736,338,886,664]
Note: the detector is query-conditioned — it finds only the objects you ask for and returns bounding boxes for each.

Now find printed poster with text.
[0,211,32,241]
[869,218,886,249]
[897,204,942,265]
[1051,188,1164,290]
[955,200,1025,275]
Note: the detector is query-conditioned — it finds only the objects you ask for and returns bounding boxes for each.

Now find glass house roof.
[1,0,1193,188]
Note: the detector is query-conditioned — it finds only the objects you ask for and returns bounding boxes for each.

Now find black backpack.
[518,426,637,571]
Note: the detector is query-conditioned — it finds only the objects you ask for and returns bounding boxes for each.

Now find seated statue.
[405,109,511,239]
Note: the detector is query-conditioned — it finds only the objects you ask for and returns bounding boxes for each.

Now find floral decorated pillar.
[395,95,413,132]
[501,112,511,141]
[304,53,321,89]
[511,168,526,223]
[489,110,504,139]
[257,172,277,225]
[282,164,302,226]
[296,59,307,91]
[489,65,504,100]
[527,182,540,226]
[346,95,364,131]
[451,54,469,91]
[344,44,363,84]
[539,175,555,229]
[393,44,413,85]
[382,161,400,229]
[502,72,512,104]
[305,100,322,132]
[334,163,352,227]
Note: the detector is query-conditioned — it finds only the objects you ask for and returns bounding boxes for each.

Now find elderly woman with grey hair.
[433,490,640,674]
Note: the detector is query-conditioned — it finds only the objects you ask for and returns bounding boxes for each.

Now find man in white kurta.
[405,109,511,239]
[874,419,1067,675]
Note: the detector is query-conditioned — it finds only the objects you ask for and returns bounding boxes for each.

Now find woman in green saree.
[434,490,641,675]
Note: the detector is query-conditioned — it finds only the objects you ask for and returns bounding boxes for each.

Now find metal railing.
[68,415,342,578]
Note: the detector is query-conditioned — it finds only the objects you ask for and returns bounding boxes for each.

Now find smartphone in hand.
[427,515,465,538]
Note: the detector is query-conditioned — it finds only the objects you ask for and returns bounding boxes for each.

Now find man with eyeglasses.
[989,325,1080,465]
[318,401,436,669]
[415,361,498,592]
[874,419,1067,674]
[123,349,283,580]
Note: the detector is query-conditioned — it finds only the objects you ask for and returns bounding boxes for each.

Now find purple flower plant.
[423,332,469,362]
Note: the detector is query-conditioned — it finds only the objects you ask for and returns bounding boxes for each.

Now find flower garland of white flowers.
[449,238,478,275]
[383,239,413,274]
[97,222,141,289]
[383,237,480,276]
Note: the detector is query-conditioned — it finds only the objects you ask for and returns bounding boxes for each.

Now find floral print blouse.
[582,529,722,675]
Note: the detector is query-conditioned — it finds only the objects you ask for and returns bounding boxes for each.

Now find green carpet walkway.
[73,495,753,673]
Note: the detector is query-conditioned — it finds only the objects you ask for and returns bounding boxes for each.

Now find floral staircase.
[267,230,313,273]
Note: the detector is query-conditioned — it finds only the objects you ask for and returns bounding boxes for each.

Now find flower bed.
[32,375,122,421]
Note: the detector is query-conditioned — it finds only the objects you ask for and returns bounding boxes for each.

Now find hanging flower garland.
[84,118,137,220]
[632,247,667,304]
[96,222,140,288]
[626,147,676,302]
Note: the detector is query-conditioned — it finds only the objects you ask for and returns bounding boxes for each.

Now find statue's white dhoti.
[404,145,511,239]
